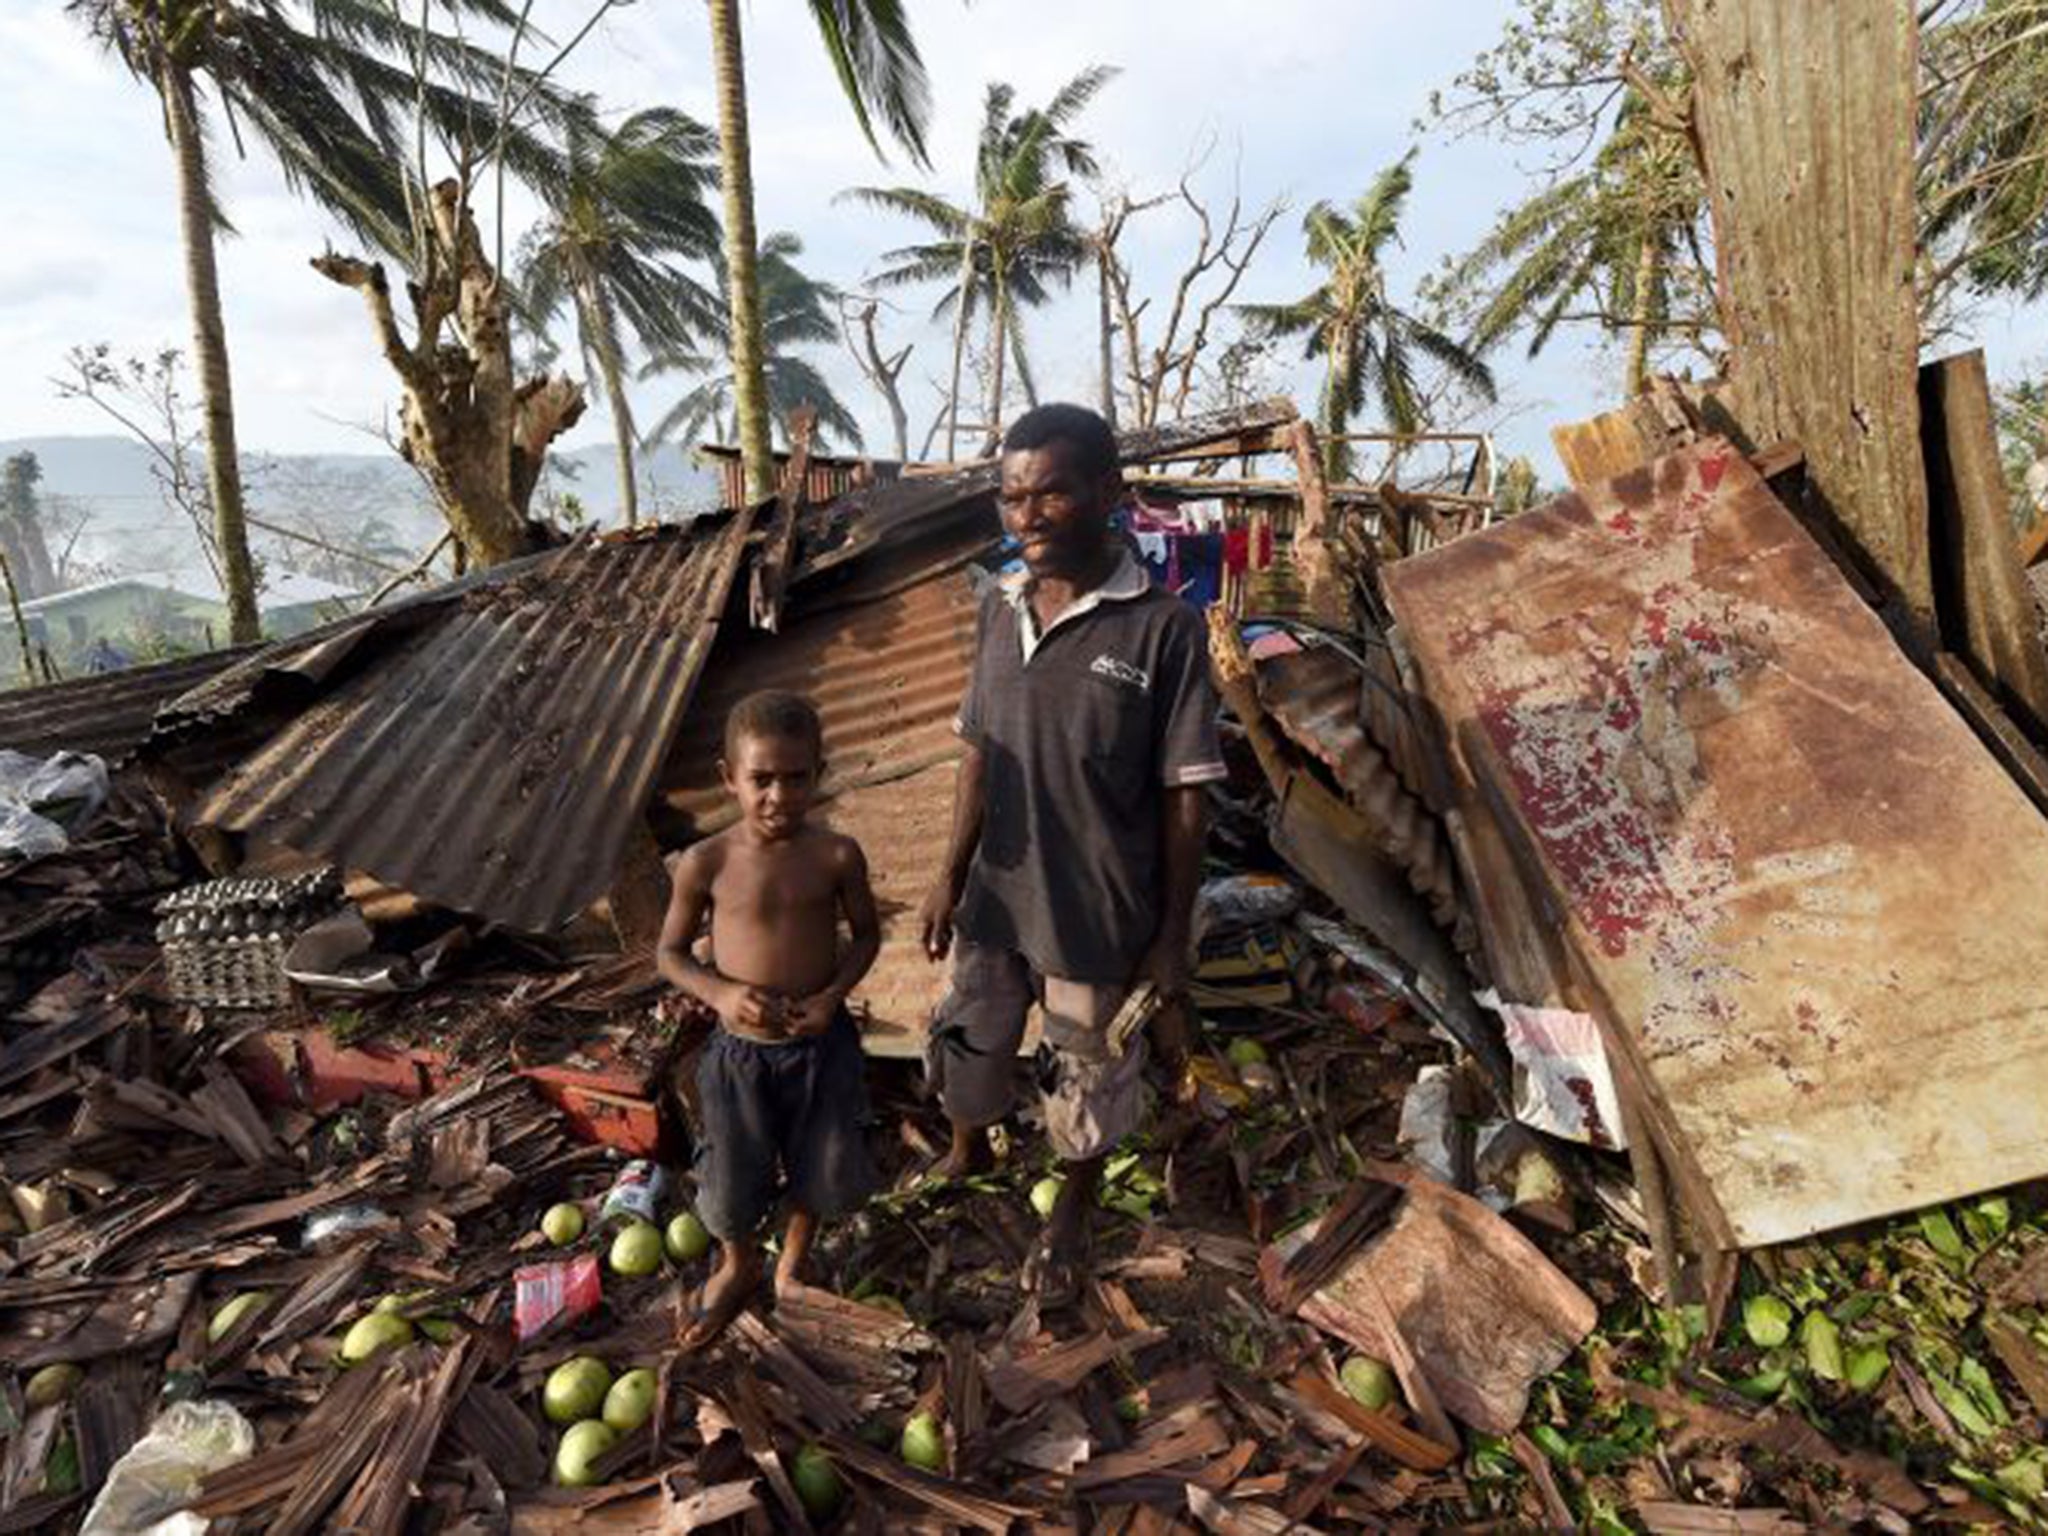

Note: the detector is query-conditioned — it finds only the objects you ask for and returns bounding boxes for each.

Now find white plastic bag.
[1487,995,1628,1151]
[80,1399,255,1536]
[0,748,110,863]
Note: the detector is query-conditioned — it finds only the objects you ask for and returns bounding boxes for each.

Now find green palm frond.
[807,0,932,167]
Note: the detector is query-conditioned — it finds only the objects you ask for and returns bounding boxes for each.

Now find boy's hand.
[787,990,841,1038]
[717,981,786,1038]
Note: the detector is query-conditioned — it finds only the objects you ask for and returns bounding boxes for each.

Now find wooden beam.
[748,406,815,632]
[1919,351,2048,738]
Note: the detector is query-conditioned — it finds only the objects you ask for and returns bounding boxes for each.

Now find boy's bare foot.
[775,1208,817,1293]
[679,1241,762,1352]
[932,1122,995,1182]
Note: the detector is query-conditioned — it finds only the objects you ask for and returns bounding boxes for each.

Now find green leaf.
[1963,1196,2012,1250]
[1801,1311,1845,1382]
[1744,1294,1794,1348]
[1921,1208,1967,1261]
[1846,1342,1892,1391]
[1959,1354,2012,1428]
[1930,1371,1999,1438]
[1529,1422,1574,1465]
[1733,1363,1790,1402]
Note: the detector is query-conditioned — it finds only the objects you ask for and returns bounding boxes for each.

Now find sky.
[2,0,2041,496]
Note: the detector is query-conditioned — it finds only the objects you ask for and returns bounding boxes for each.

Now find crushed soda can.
[513,1254,602,1343]
[598,1160,669,1226]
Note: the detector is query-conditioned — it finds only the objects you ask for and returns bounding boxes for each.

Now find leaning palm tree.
[1240,156,1497,478]
[519,105,722,526]
[704,0,931,502]
[848,67,1115,457]
[642,233,864,456]
[1443,90,1712,397]
[69,0,575,641]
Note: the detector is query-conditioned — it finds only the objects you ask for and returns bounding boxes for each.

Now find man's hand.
[786,989,841,1038]
[919,877,961,962]
[1133,930,1192,1001]
[716,981,786,1038]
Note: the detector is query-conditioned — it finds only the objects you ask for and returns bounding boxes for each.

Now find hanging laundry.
[1223,526,1251,577]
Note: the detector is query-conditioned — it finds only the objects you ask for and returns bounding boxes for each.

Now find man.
[920,402,1223,1305]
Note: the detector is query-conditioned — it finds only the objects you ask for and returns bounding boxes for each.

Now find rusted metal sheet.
[0,647,253,761]
[661,563,980,835]
[1253,642,1469,948]
[1385,440,2048,1247]
[1669,0,1933,634]
[817,761,960,1058]
[194,517,754,933]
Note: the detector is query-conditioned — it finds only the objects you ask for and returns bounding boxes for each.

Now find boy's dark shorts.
[693,1009,877,1241]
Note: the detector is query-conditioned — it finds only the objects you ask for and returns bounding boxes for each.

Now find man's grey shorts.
[925,941,1147,1162]
[693,1010,877,1241]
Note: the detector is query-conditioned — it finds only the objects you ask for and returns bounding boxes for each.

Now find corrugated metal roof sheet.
[661,560,982,834]
[193,516,753,932]
[0,647,255,762]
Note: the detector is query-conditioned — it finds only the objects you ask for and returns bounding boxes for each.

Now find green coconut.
[542,1203,586,1246]
[609,1220,664,1278]
[1339,1355,1398,1412]
[602,1369,659,1433]
[792,1444,843,1518]
[338,1311,415,1365]
[543,1357,614,1426]
[24,1364,83,1410]
[899,1410,945,1472]
[554,1420,619,1487]
[208,1292,270,1345]
[664,1211,712,1264]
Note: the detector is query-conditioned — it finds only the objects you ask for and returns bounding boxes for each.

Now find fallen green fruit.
[664,1211,711,1263]
[610,1220,664,1277]
[1225,1037,1269,1068]
[603,1368,659,1433]
[25,1363,81,1410]
[1846,1342,1892,1391]
[1339,1355,1398,1411]
[554,1419,619,1487]
[544,1357,614,1426]
[792,1444,843,1517]
[208,1291,270,1345]
[44,1434,80,1497]
[1115,1392,1145,1424]
[542,1203,586,1247]
[1029,1176,1064,1220]
[339,1310,414,1365]
[1801,1311,1844,1382]
[1743,1294,1793,1349]
[899,1410,945,1471]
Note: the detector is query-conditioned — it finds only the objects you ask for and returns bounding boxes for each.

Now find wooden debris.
[1635,1504,1806,1535]
[1258,1179,1402,1316]
[1074,1402,1233,1491]
[985,1328,1169,1414]
[1283,1370,1455,1473]
[1186,1483,1329,1536]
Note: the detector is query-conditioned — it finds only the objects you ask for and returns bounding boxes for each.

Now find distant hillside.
[0,435,724,577]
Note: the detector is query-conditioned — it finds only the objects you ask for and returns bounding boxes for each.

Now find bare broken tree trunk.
[841,298,911,461]
[1097,243,1117,427]
[162,56,261,643]
[315,181,585,566]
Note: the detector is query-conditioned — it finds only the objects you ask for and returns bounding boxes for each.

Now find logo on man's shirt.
[1090,654,1150,692]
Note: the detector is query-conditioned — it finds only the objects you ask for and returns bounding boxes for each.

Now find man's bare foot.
[1026,1156,1102,1309]
[775,1209,817,1293]
[678,1241,761,1352]
[932,1122,995,1182]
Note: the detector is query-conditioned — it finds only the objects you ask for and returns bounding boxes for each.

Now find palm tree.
[1240,156,1496,479]
[704,0,931,503]
[70,0,574,641]
[642,233,864,456]
[847,67,1116,457]
[1442,90,1712,398]
[519,106,722,526]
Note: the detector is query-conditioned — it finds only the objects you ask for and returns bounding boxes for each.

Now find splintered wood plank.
[1384,439,2048,1248]
[984,1328,1169,1414]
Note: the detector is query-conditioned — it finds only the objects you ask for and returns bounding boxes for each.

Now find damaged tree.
[316,182,586,568]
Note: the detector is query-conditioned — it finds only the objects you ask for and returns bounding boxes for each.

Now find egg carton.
[155,868,345,1010]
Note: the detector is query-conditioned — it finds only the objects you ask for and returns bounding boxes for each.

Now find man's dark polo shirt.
[953,551,1226,983]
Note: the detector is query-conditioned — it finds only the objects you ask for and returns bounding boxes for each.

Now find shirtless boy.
[656,691,881,1349]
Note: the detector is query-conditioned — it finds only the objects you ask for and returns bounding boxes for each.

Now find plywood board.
[1384,440,2048,1247]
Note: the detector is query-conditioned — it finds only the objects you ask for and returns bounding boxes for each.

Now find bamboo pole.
[1,550,35,687]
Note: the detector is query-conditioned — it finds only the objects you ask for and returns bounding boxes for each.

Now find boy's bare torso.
[689,824,851,1026]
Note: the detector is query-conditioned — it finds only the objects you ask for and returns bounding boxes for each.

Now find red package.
[514,1254,601,1342]
[1326,983,1408,1036]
